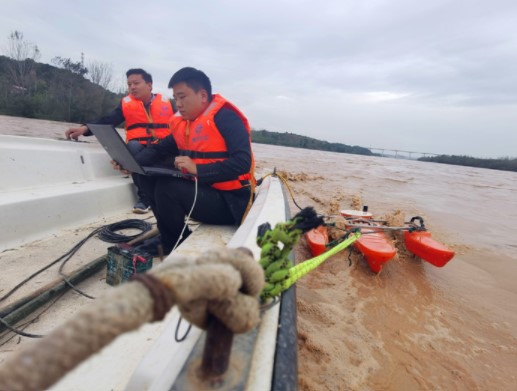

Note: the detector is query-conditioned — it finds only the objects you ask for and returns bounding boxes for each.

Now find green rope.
[256,207,361,300]
[260,232,360,299]
[286,232,361,285]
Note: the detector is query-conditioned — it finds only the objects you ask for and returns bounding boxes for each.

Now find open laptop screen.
[87,124,145,174]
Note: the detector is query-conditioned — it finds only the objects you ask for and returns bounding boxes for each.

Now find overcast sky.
[1,0,516,158]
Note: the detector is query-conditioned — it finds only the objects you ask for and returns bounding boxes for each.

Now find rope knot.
[0,247,265,391]
[163,247,264,334]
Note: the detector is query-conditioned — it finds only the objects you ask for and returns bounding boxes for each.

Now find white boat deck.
[50,174,286,391]
[0,133,290,391]
[0,135,136,252]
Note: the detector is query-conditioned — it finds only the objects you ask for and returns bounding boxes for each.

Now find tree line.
[418,155,517,173]
[0,31,122,123]
[252,129,373,156]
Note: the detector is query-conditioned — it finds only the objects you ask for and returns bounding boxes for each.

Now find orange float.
[404,217,455,267]
[341,209,397,273]
[305,225,329,256]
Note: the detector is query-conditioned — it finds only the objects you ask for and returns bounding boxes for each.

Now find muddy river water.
[1,115,516,390]
[253,143,517,391]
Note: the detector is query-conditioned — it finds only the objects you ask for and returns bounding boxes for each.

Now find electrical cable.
[172,177,198,252]
[0,291,67,342]
[0,316,43,338]
[59,219,153,299]
[174,316,192,343]
[97,219,152,243]
[0,219,152,307]
[0,218,154,338]
[0,226,104,304]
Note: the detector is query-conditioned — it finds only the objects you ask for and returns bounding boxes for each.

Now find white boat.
[0,134,296,390]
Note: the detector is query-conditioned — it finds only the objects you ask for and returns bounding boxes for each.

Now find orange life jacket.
[121,93,173,144]
[170,94,255,191]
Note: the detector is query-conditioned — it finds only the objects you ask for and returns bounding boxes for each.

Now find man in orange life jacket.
[65,68,174,213]
[128,67,255,255]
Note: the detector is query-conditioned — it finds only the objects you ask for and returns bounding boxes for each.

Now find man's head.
[168,67,212,120]
[126,68,153,102]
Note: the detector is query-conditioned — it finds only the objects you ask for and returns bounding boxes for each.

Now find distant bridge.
[368,148,440,159]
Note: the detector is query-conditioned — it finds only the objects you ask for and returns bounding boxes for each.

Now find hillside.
[418,154,517,173]
[0,55,123,123]
[252,129,373,156]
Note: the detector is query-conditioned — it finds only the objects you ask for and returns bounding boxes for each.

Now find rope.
[257,207,329,300]
[285,233,360,286]
[0,247,264,391]
[255,206,362,300]
[261,232,361,299]
[259,170,304,211]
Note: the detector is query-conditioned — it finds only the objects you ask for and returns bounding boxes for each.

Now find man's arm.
[65,103,125,140]
[133,135,180,166]
[196,108,252,184]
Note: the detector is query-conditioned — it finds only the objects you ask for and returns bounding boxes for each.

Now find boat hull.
[0,133,294,390]
[353,227,397,273]
[404,230,455,267]
[341,210,396,273]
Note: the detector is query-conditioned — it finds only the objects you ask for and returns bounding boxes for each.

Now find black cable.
[0,316,43,338]
[59,219,152,299]
[0,218,154,339]
[174,316,192,343]
[0,226,104,304]
[347,247,354,267]
[0,291,66,342]
[0,219,152,304]
[97,219,152,243]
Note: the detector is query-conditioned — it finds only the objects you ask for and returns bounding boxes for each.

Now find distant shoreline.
[1,114,515,173]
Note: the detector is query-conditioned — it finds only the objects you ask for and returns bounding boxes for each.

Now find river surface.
[1,115,517,390]
[253,143,517,391]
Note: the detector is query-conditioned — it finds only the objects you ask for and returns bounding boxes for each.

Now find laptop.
[87,124,185,178]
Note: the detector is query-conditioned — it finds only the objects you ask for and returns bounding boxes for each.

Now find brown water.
[254,144,517,391]
[2,116,517,390]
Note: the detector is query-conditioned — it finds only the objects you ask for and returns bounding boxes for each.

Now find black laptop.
[87,124,185,178]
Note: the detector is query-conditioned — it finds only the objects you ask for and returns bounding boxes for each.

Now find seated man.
[65,68,174,213]
[132,67,255,255]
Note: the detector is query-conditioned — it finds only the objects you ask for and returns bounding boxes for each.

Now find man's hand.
[111,160,131,175]
[174,156,197,175]
[65,126,88,140]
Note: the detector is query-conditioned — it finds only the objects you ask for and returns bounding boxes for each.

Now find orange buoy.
[305,225,328,256]
[404,230,455,267]
[342,209,396,273]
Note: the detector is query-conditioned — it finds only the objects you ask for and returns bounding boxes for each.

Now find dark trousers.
[140,176,239,251]
[127,141,150,205]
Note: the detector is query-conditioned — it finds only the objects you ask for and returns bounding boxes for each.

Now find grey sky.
[1,0,516,158]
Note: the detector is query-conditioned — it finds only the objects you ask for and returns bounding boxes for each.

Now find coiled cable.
[97,219,153,243]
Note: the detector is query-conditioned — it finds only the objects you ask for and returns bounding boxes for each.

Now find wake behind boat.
[0,134,296,390]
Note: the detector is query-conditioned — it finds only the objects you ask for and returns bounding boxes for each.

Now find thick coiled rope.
[258,207,362,299]
[0,247,264,391]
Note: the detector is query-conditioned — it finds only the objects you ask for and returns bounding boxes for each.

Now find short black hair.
[168,67,212,98]
[126,68,153,84]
